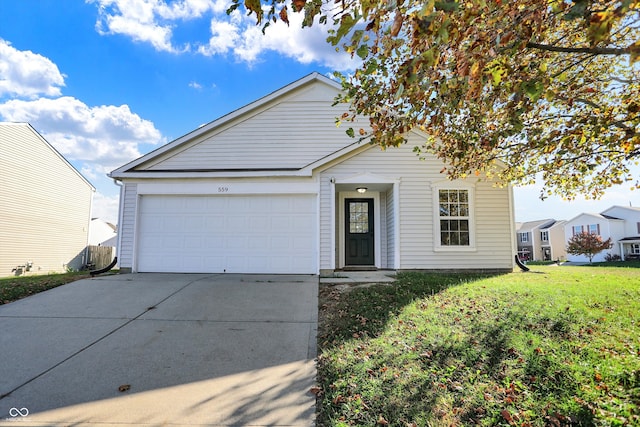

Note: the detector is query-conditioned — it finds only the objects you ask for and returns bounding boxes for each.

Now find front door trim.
[338,191,381,269]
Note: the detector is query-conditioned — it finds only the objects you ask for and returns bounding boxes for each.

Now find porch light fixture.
[356,187,367,193]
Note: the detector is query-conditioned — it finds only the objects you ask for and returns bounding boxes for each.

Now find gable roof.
[0,122,95,191]
[600,205,640,216]
[565,212,625,224]
[516,219,555,232]
[110,72,373,179]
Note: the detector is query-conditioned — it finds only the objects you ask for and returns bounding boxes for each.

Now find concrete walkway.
[320,270,397,285]
[0,273,318,426]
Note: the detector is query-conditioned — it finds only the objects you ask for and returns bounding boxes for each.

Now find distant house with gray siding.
[0,123,95,276]
[111,73,516,274]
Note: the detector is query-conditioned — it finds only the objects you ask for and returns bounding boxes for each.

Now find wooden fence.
[86,245,115,270]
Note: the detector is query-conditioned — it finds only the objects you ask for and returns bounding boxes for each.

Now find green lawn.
[317,265,640,426]
[0,271,91,304]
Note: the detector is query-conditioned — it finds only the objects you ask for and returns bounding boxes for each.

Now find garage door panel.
[137,195,316,274]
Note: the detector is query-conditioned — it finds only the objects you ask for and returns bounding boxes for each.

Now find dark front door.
[345,198,374,266]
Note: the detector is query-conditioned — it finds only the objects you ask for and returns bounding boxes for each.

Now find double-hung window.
[435,186,475,250]
[519,233,529,243]
[540,231,549,241]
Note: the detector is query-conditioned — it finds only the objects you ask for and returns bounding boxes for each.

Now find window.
[519,233,529,243]
[637,222,640,234]
[588,224,600,235]
[438,189,471,246]
[632,244,640,255]
[572,225,583,236]
[540,231,549,241]
[349,202,369,234]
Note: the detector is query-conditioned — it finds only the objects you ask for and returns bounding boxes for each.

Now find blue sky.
[1,0,638,224]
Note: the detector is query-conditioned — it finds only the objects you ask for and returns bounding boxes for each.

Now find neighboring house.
[516,219,566,261]
[110,73,516,274]
[0,123,95,276]
[542,220,567,261]
[564,206,640,262]
[89,218,117,246]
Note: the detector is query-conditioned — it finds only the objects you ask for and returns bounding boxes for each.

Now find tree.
[566,231,613,262]
[230,0,640,199]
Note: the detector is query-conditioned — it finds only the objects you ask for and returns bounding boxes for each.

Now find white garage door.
[136,195,317,274]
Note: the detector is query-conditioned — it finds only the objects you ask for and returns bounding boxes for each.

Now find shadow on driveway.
[0,273,318,426]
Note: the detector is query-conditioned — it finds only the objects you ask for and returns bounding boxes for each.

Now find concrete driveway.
[0,273,318,426]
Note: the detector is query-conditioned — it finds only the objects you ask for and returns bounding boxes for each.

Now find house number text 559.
[218,187,229,193]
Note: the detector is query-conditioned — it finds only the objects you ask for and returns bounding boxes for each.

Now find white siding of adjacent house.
[319,136,514,270]
[139,83,369,172]
[0,123,94,276]
[601,206,640,237]
[564,214,624,262]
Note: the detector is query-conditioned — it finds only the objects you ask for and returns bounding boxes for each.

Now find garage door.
[136,195,317,274]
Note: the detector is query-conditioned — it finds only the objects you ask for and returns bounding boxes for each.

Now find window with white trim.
[632,244,640,255]
[438,189,470,246]
[572,225,583,236]
[588,224,600,235]
[519,232,529,243]
[540,230,549,241]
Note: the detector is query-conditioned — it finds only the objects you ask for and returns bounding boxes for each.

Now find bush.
[605,253,621,262]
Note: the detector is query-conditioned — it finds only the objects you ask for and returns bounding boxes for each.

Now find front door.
[345,198,374,266]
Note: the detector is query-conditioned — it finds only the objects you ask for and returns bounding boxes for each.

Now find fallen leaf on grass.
[309,386,322,396]
[378,415,389,425]
[501,409,513,423]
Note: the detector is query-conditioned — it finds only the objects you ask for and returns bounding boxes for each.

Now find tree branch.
[526,42,629,55]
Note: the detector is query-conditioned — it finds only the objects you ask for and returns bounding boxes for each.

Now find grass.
[0,271,92,304]
[317,266,640,426]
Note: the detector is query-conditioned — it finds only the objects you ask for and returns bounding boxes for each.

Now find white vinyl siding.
[141,84,369,171]
[117,183,138,271]
[386,187,396,268]
[320,137,513,270]
[0,123,94,276]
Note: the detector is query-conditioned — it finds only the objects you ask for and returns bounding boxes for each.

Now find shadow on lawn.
[318,271,499,347]
[317,271,601,426]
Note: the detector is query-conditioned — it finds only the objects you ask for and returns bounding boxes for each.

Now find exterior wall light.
[356,187,367,193]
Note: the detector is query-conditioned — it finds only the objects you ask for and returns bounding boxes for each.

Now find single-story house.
[110,73,516,275]
[0,122,95,276]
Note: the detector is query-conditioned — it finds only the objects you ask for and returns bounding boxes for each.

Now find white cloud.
[0,39,66,98]
[91,192,120,224]
[0,96,164,169]
[88,0,358,70]
[198,9,357,70]
[90,0,220,53]
[189,81,203,89]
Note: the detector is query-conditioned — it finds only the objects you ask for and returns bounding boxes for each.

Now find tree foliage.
[230,0,640,199]
[566,231,613,262]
